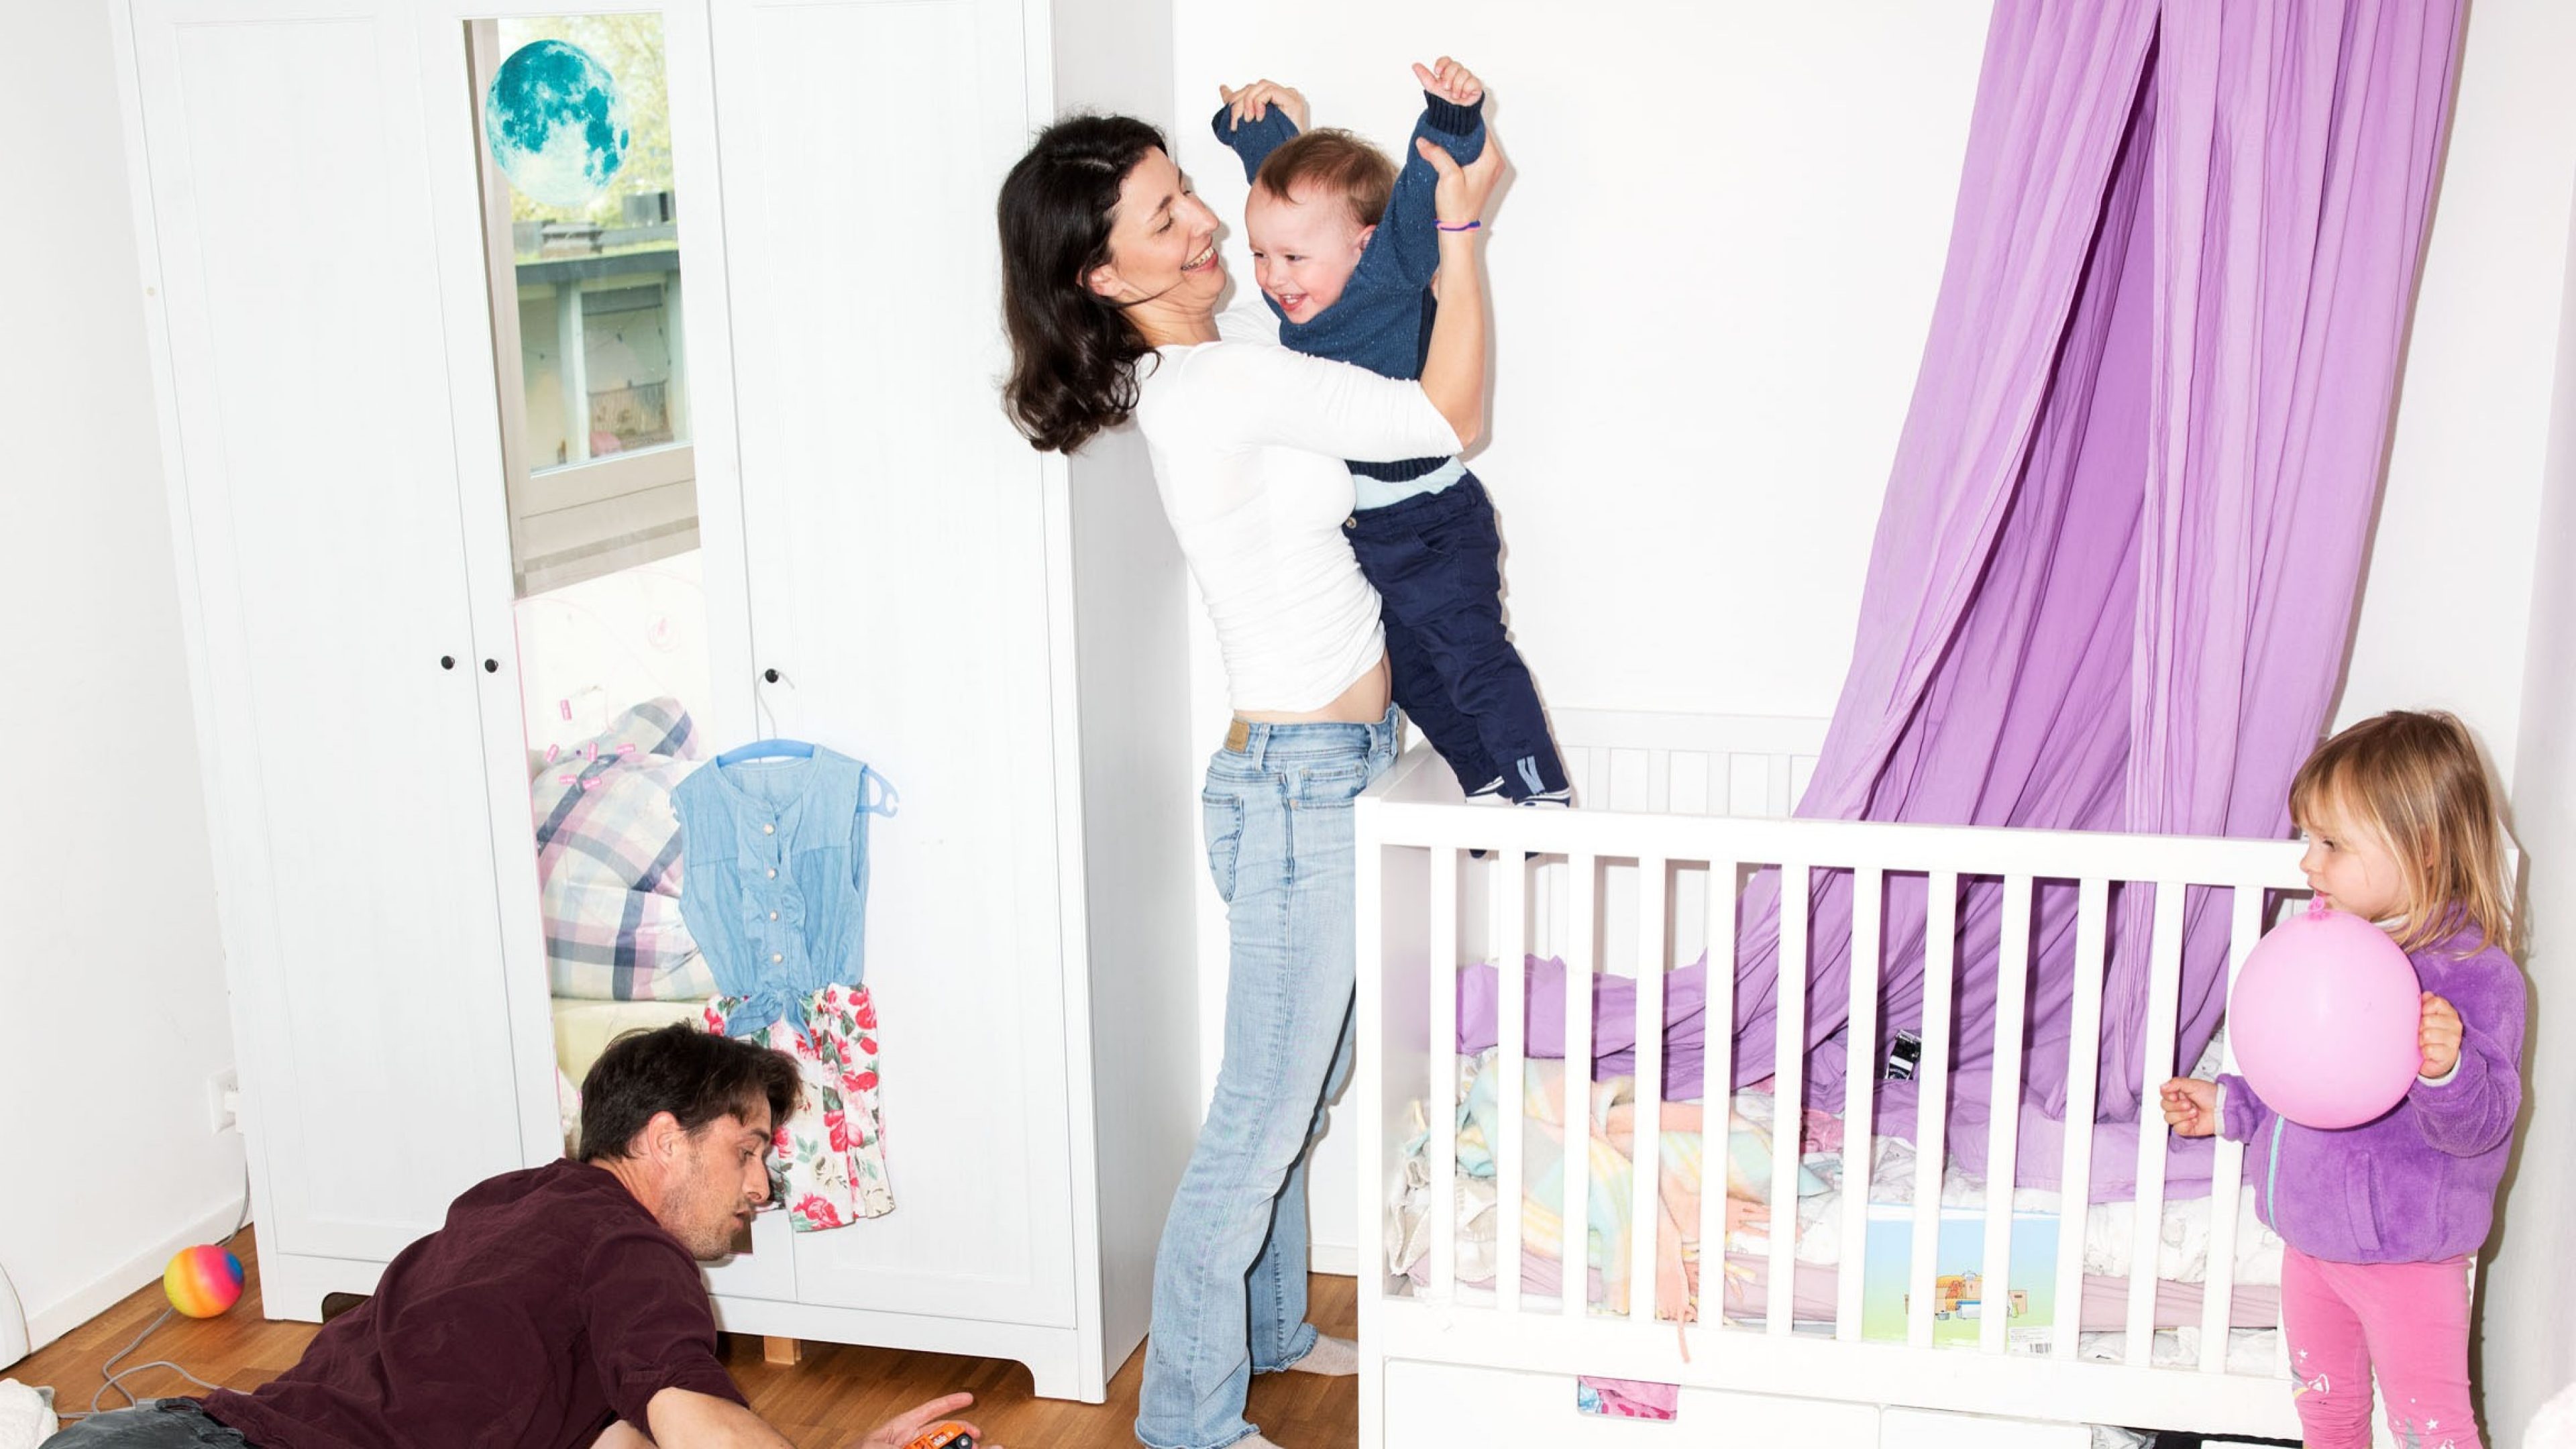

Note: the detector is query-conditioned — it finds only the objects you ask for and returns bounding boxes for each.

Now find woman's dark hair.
[998,113,1169,454]
[576,1023,800,1163]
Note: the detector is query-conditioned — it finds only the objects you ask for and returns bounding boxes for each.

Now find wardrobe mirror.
[469,11,720,1116]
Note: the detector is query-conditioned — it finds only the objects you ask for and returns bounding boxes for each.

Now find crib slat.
[1909,871,1958,1350]
[1699,857,1739,1334]
[2052,877,2108,1360]
[1768,861,1810,1336]
[1671,751,1710,817]
[1835,867,1884,1342]
[1429,847,1460,1303]
[1630,859,1667,1324]
[2197,885,2263,1370]
[1564,853,1597,1321]
[1496,847,1529,1314]
[1980,873,2035,1356]
[2125,882,2188,1363]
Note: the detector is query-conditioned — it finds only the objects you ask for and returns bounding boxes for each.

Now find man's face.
[659,1109,775,1260]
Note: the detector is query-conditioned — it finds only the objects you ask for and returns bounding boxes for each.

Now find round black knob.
[439,655,455,670]
[484,658,499,673]
[763,668,780,684]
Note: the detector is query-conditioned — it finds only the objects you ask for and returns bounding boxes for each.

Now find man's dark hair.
[577,1023,800,1163]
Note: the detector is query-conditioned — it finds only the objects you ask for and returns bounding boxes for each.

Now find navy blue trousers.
[1346,475,1566,800]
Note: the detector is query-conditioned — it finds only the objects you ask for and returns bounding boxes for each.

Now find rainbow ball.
[164,1245,244,1318]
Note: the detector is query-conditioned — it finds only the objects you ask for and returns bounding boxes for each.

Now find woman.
[998,62,1502,1449]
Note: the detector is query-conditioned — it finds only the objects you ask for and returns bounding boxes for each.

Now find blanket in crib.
[1454,957,2246,1201]
[1389,1051,2284,1327]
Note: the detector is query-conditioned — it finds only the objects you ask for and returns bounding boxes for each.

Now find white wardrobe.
[111,0,1202,1401]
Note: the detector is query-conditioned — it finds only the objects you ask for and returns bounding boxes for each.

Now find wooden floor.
[15,1228,1360,1447]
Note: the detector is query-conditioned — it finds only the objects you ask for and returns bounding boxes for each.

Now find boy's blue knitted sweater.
[1214,93,1485,482]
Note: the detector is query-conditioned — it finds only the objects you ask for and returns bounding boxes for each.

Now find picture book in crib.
[1858,1203,2059,1352]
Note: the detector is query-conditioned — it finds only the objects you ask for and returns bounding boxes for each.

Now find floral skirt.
[700,981,893,1229]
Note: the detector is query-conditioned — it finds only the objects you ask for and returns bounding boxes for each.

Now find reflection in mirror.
[470,12,718,1155]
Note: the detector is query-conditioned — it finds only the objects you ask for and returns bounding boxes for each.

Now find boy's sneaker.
[1518,788,1573,808]
[1466,776,1513,806]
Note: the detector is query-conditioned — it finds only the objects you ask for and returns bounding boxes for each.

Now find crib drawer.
[1880,1407,2092,1448]
[1384,1359,1880,1447]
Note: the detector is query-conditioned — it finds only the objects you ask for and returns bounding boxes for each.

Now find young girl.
[2163,710,2524,1449]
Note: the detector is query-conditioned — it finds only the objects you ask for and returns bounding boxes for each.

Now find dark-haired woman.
[998,78,1502,1449]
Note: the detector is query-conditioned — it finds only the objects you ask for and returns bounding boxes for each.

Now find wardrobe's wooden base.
[763,1335,802,1366]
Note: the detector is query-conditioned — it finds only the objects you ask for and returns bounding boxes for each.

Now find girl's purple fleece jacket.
[2219,923,2524,1264]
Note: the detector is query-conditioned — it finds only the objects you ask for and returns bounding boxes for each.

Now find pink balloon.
[2227,904,2422,1130]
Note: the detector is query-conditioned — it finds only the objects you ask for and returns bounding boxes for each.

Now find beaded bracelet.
[1436,219,1483,233]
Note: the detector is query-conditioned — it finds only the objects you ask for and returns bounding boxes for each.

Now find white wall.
[0,0,246,1361]
[2485,17,2576,1437]
[2492,262,2576,1449]
[2334,0,2576,785]
[2337,8,2576,1428]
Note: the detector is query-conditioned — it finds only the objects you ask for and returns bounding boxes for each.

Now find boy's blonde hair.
[1253,128,1395,233]
[2288,710,2516,957]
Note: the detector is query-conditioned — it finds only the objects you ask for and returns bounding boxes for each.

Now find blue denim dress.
[671,747,892,1033]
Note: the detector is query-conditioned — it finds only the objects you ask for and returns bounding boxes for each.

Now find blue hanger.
[714,738,816,767]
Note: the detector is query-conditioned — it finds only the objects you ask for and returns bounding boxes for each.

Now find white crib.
[1352,709,2316,1448]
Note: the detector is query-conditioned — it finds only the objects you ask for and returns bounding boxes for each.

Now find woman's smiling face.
[1089,147,1225,312]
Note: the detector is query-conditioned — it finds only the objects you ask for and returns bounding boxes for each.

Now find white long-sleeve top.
[1134,303,1464,713]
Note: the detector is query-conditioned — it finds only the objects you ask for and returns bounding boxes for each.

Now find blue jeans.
[44,1401,248,1447]
[1134,708,1397,1449]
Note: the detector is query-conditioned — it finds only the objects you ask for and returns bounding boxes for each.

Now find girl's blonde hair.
[2289,710,2516,957]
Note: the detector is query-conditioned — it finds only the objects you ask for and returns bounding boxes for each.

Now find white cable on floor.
[54,1167,253,1424]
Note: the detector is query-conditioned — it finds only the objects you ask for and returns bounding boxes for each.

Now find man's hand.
[1411,56,1484,108]
[854,1393,994,1449]
[1218,80,1307,132]
[2418,991,2465,1079]
[2159,1077,2218,1138]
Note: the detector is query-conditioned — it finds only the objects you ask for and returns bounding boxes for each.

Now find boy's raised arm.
[1382,58,1489,289]
[1211,80,1307,181]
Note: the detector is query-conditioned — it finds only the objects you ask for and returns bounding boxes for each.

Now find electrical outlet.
[208,1068,240,1134]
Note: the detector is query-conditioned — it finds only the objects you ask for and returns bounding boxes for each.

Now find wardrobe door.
[124,0,527,1290]
[712,0,1077,1326]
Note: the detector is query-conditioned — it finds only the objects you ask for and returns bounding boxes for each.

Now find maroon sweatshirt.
[201,1161,743,1448]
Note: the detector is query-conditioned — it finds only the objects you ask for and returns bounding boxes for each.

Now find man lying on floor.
[48,1024,994,1449]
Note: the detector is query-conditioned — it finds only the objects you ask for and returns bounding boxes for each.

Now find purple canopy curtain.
[1723,0,2461,1192]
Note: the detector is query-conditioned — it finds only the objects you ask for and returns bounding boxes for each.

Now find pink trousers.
[2281,1245,2480,1448]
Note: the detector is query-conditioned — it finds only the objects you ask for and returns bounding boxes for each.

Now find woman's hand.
[2418,992,2465,1079]
[851,1394,989,1449]
[2159,1077,2218,1138]
[1411,56,1484,108]
[1218,80,1307,132]
[1418,125,1505,229]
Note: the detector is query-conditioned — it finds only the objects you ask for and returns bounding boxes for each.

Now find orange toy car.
[903,1424,975,1449]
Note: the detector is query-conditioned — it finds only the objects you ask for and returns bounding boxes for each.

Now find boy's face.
[1246,183,1374,325]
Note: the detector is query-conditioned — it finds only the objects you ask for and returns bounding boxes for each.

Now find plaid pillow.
[531,698,716,1001]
